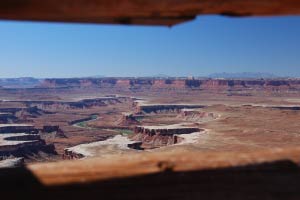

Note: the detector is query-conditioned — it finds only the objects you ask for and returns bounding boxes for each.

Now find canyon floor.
[1,78,300,198]
[1,80,300,163]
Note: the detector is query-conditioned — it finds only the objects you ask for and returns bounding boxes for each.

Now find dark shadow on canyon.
[1,159,300,199]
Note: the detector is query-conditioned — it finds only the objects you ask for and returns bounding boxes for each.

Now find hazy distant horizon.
[0,72,293,79]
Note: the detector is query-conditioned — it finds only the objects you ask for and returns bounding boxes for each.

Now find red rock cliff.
[39,78,300,92]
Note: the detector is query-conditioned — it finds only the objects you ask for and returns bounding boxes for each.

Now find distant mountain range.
[208,72,280,79]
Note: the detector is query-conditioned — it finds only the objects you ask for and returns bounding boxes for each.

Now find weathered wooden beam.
[0,0,299,26]
[1,148,300,199]
[28,147,300,186]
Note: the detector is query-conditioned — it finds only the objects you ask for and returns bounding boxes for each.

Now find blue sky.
[0,16,299,78]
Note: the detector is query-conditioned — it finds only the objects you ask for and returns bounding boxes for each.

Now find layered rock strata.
[0,124,56,157]
[179,109,218,122]
[40,125,67,139]
[134,102,205,114]
[19,97,127,110]
[117,113,140,126]
[0,124,37,133]
[0,106,49,123]
[39,78,300,92]
[131,125,201,149]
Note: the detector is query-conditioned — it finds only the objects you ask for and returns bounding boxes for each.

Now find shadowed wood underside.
[2,148,300,199]
[0,0,300,26]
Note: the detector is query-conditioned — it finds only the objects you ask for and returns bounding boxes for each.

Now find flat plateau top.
[138,124,199,129]
[0,124,33,127]
[0,0,300,26]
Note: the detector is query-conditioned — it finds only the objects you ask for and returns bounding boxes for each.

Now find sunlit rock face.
[39,78,300,93]
[131,125,201,149]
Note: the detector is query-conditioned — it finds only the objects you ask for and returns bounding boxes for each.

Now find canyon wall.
[39,78,300,92]
[134,104,205,114]
[0,124,57,158]
[0,124,37,133]
[0,107,48,123]
[0,140,54,157]
[117,113,140,126]
[179,109,218,122]
[131,125,200,149]
[0,97,128,112]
